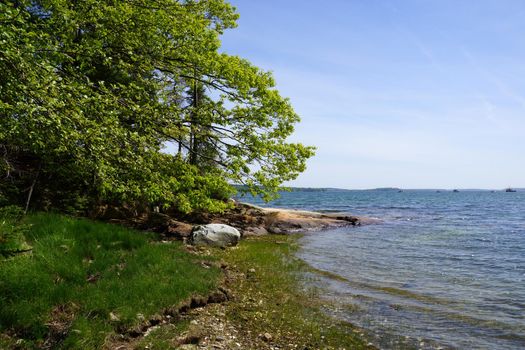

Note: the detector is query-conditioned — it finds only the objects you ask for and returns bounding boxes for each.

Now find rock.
[218,286,233,300]
[243,226,268,236]
[261,332,272,342]
[207,291,228,304]
[191,224,240,247]
[166,220,193,238]
[267,226,282,234]
[144,212,172,230]
[109,312,120,322]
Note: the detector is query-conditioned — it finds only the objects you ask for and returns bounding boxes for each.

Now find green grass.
[0,213,220,349]
[216,235,373,350]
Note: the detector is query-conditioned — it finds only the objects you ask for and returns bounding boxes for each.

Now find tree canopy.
[0,0,315,213]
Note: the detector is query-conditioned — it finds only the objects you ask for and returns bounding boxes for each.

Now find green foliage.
[0,213,219,348]
[0,0,314,213]
[0,206,31,258]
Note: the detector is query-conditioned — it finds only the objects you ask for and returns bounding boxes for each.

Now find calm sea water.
[241,189,525,350]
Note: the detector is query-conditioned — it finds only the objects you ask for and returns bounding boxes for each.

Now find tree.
[0,0,315,213]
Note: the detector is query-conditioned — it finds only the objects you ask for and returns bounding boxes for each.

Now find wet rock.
[191,224,240,247]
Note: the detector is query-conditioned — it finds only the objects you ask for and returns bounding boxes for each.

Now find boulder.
[243,226,268,236]
[191,224,240,247]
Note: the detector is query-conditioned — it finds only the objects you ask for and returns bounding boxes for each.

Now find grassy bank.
[1,213,371,349]
[0,213,219,349]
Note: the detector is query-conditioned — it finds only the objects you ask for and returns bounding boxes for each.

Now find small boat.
[505,188,517,192]
[453,189,459,193]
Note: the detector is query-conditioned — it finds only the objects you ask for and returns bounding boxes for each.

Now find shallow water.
[242,189,525,349]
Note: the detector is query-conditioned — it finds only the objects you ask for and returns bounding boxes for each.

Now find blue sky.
[220,0,525,189]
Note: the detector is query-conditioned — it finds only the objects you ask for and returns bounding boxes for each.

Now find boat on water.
[505,188,517,192]
[453,189,459,193]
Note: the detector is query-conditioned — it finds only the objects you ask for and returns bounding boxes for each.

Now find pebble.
[109,312,120,322]
[261,332,273,342]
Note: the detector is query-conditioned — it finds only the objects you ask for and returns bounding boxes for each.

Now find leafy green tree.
[0,0,315,213]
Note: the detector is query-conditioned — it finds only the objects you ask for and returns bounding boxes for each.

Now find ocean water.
[241,189,525,349]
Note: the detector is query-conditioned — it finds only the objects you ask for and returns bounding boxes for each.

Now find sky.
[219,0,525,190]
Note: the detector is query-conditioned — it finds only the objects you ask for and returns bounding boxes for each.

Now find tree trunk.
[189,67,199,165]
[24,162,41,215]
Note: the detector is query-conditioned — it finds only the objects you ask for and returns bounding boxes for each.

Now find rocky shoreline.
[99,202,376,243]
[197,202,367,236]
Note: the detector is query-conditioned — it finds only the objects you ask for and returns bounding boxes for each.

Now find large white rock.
[191,224,240,247]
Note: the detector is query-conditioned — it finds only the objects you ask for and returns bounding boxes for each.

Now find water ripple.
[244,189,525,350]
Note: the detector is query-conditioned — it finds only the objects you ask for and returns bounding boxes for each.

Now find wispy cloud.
[223,0,525,188]
[380,0,447,74]
[461,47,525,110]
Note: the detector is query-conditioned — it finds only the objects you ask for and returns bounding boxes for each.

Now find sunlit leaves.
[0,0,313,213]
